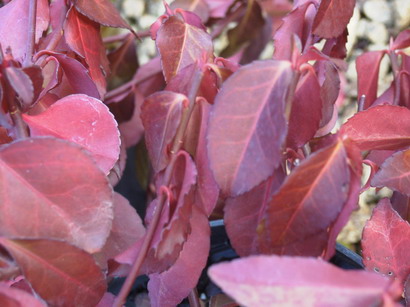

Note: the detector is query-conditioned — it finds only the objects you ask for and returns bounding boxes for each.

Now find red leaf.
[170,0,210,23]
[0,284,45,306]
[392,29,410,50]
[0,0,49,61]
[4,67,34,108]
[0,137,113,253]
[0,238,106,307]
[203,0,234,18]
[74,0,134,32]
[287,67,322,149]
[208,255,400,306]
[64,7,109,97]
[312,0,355,39]
[362,198,410,283]
[148,206,210,307]
[391,192,410,222]
[23,94,120,174]
[207,60,293,196]
[356,51,386,109]
[371,149,410,196]
[340,105,410,151]
[155,15,214,82]
[317,61,340,127]
[141,91,187,173]
[258,140,350,256]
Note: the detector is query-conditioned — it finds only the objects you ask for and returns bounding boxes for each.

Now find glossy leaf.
[0,238,106,307]
[0,137,113,253]
[208,255,400,307]
[141,91,187,173]
[64,7,109,97]
[0,0,49,61]
[362,198,410,283]
[371,149,410,196]
[312,0,355,39]
[155,15,214,82]
[148,206,210,307]
[207,60,293,196]
[23,94,120,174]
[0,284,45,306]
[340,105,410,151]
[258,140,350,256]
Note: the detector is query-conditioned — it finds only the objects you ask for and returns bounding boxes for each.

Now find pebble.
[122,0,145,19]
[365,21,389,45]
[393,0,410,29]
[363,0,393,26]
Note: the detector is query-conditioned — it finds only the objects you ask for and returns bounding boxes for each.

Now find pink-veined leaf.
[74,0,134,32]
[340,105,410,151]
[356,50,386,109]
[23,94,120,174]
[312,0,355,39]
[148,206,210,307]
[0,284,45,306]
[362,198,410,284]
[224,169,285,257]
[371,149,410,196]
[141,91,187,173]
[208,255,401,307]
[4,67,34,108]
[258,140,350,256]
[0,137,113,253]
[155,15,214,82]
[64,7,110,97]
[0,0,49,61]
[0,238,106,307]
[207,60,293,197]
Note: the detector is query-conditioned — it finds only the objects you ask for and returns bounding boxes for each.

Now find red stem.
[113,67,204,307]
[188,288,201,307]
[389,50,401,106]
[24,0,37,67]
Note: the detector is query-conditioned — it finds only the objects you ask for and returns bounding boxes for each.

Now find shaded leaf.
[141,91,187,173]
[155,15,213,82]
[148,206,210,307]
[362,198,410,283]
[170,0,210,22]
[0,284,45,306]
[312,0,355,39]
[391,191,410,222]
[207,60,292,196]
[203,0,235,18]
[208,255,400,307]
[22,66,43,104]
[0,238,106,307]
[23,94,120,174]
[0,137,113,253]
[340,105,410,151]
[258,140,350,256]
[317,61,340,127]
[0,0,49,61]
[4,67,34,108]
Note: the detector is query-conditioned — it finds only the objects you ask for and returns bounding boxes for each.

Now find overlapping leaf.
[23,94,120,174]
[0,284,45,306]
[258,140,350,256]
[207,60,293,196]
[208,255,400,306]
[362,198,410,283]
[0,137,113,253]
[0,238,106,307]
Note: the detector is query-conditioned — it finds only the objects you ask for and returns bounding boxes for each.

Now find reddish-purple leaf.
[4,67,34,108]
[287,67,322,149]
[405,275,410,306]
[258,140,350,256]
[96,292,116,307]
[362,198,410,283]
[0,138,113,253]
[64,7,110,97]
[392,29,410,51]
[312,0,355,39]
[207,60,293,197]
[0,238,106,307]
[340,105,410,151]
[155,15,214,82]
[203,0,234,18]
[23,94,120,174]
[224,169,285,257]
[391,192,410,222]
[372,149,410,196]
[22,66,43,104]
[317,61,340,127]
[0,0,49,61]
[141,91,187,173]
[74,0,134,32]
[170,0,210,23]
[209,255,400,306]
[356,51,386,109]
[148,206,210,307]
[0,284,45,306]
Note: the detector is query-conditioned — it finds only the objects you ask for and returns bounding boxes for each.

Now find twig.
[24,0,37,67]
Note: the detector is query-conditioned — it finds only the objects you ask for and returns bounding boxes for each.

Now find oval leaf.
[0,238,106,307]
[207,60,293,196]
[0,137,113,253]
[208,255,399,307]
[23,94,120,174]
[340,105,410,151]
